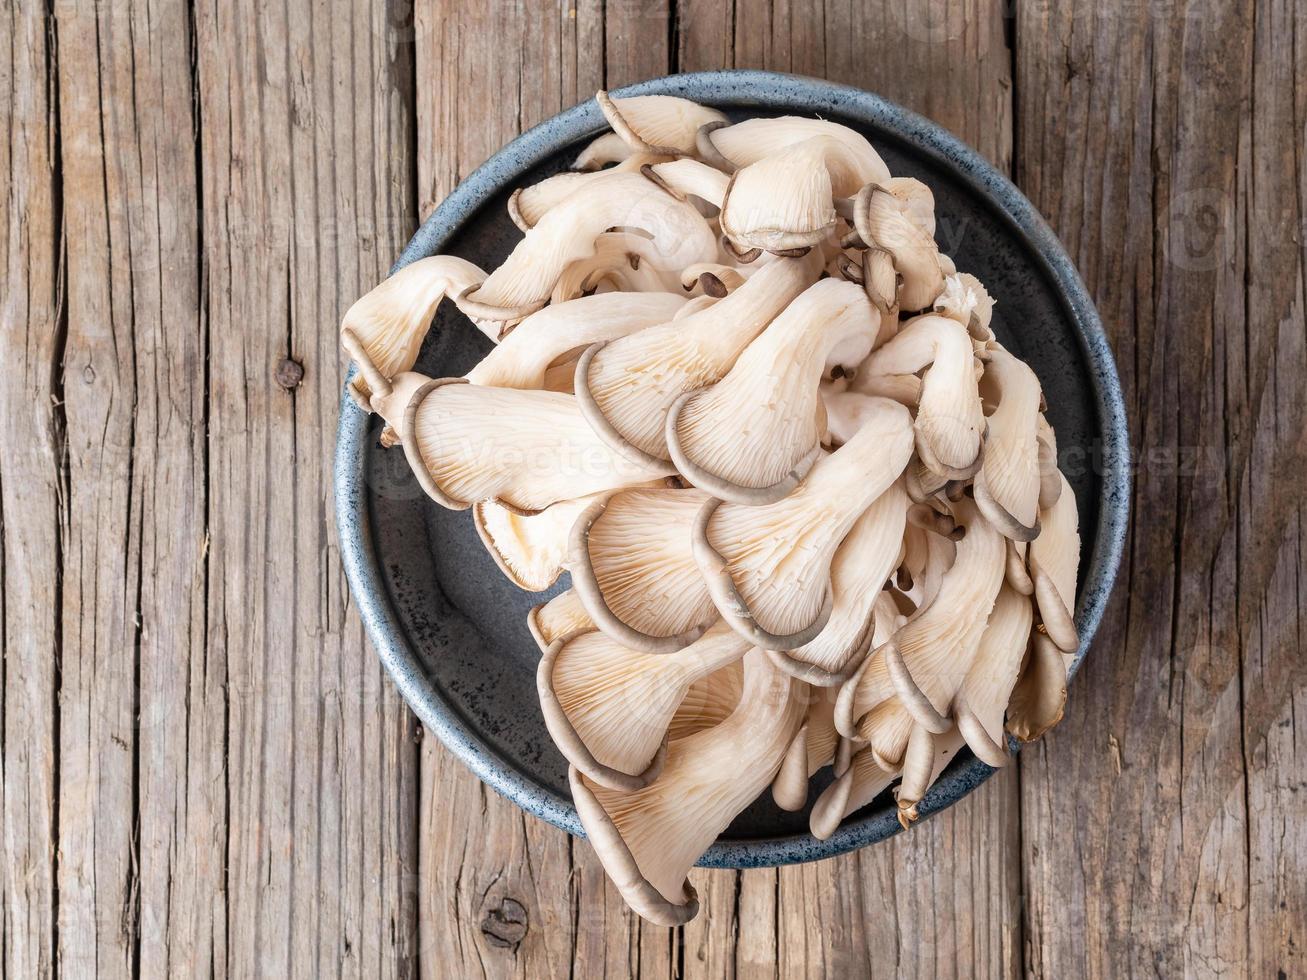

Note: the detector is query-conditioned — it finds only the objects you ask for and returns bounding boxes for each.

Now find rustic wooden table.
[4,1,1303,977]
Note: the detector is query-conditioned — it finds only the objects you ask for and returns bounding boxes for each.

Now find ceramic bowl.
[335,70,1130,867]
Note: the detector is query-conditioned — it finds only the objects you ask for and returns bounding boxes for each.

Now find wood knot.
[275,357,305,390]
[479,896,528,949]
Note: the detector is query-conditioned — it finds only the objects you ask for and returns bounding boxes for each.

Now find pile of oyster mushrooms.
[341,92,1080,926]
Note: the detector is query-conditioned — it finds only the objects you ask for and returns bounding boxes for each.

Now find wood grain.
[1,4,62,977]
[1016,0,1306,976]
[192,2,421,977]
[3,0,1305,977]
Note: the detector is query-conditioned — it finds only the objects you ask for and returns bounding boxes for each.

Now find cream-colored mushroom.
[508,153,666,231]
[693,398,915,650]
[550,231,693,302]
[666,279,878,503]
[573,131,632,170]
[1036,414,1063,510]
[721,137,867,252]
[371,372,674,513]
[567,486,717,653]
[597,91,728,156]
[528,589,595,652]
[576,256,816,464]
[973,346,1044,540]
[569,649,802,925]
[340,255,487,409]
[836,500,1005,756]
[459,172,715,332]
[701,116,891,191]
[951,584,1034,766]
[933,271,996,340]
[808,726,965,839]
[466,291,686,390]
[861,314,985,479]
[851,183,945,312]
[474,487,670,593]
[668,659,745,740]
[679,263,748,297]
[646,159,731,210]
[772,691,850,810]
[884,176,937,236]
[768,481,909,685]
[1029,470,1079,653]
[538,622,749,790]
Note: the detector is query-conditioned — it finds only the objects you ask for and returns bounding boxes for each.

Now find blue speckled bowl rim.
[334,69,1131,869]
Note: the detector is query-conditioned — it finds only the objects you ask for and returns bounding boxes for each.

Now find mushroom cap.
[838,500,1005,746]
[573,130,632,170]
[667,279,878,502]
[952,583,1034,767]
[721,137,867,252]
[341,255,487,406]
[773,480,909,683]
[465,291,687,389]
[772,691,846,810]
[705,116,891,192]
[539,622,748,789]
[468,172,716,320]
[695,398,915,648]
[567,487,718,651]
[398,377,675,512]
[1029,470,1079,652]
[597,91,729,155]
[528,589,595,652]
[851,184,944,312]
[569,650,803,925]
[863,314,985,479]
[973,347,1044,540]
[578,256,816,460]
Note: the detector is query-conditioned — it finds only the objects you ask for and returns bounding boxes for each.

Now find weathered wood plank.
[412,2,675,975]
[1016,0,1307,976]
[677,4,1020,976]
[0,4,62,977]
[194,1,421,976]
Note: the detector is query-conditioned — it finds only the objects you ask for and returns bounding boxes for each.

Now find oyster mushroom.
[567,487,717,653]
[339,255,487,409]
[569,650,802,925]
[465,291,687,389]
[808,727,966,839]
[1006,633,1069,741]
[474,487,668,592]
[951,584,1034,767]
[576,256,816,464]
[836,500,1005,752]
[679,263,747,297]
[720,137,867,252]
[772,691,851,811]
[528,589,594,652]
[701,116,891,191]
[459,172,715,332]
[1036,414,1063,510]
[667,659,745,739]
[646,159,731,210]
[973,346,1044,540]
[1029,470,1079,653]
[768,481,909,685]
[372,372,674,513]
[573,131,632,170]
[666,279,878,503]
[933,271,996,340]
[596,91,728,156]
[538,622,749,790]
[693,398,915,650]
[861,314,985,479]
[851,183,945,312]
[550,230,695,302]
[508,153,667,231]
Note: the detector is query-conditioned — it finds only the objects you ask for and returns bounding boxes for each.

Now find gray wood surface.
[1,1,1301,977]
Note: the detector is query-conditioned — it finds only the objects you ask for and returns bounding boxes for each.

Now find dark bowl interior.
[337,71,1128,868]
